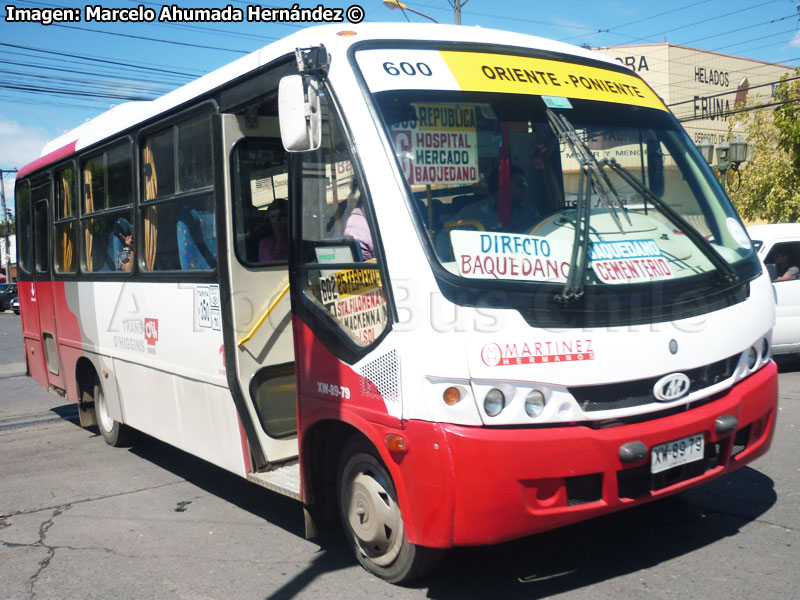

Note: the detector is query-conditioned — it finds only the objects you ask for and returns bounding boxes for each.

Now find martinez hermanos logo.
[481,339,595,367]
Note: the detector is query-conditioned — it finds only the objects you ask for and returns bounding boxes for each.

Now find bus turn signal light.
[443,386,462,405]
[385,433,407,453]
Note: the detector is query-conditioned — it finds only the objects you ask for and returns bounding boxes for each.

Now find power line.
[0,81,155,101]
[0,94,109,110]
[677,96,800,122]
[679,12,798,47]
[52,24,252,54]
[0,61,185,90]
[0,42,201,78]
[616,0,784,46]
[669,73,800,107]
[558,0,715,43]
[0,57,191,87]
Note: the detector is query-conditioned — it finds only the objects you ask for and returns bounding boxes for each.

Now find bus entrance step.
[247,462,301,500]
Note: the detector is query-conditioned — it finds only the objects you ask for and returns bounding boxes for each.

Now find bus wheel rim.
[347,470,403,566]
[96,388,113,433]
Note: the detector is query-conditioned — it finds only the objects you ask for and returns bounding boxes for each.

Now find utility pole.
[453,0,468,25]
[0,168,17,283]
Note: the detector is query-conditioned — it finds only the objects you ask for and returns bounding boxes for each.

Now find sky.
[1,0,799,208]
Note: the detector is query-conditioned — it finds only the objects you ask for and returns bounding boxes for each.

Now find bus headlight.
[747,346,758,370]
[760,338,770,362]
[525,389,546,418]
[484,388,506,417]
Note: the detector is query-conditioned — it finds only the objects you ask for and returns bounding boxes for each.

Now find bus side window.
[15,180,32,275]
[54,164,77,274]
[296,98,389,348]
[80,141,134,273]
[231,138,289,266]
[140,115,216,271]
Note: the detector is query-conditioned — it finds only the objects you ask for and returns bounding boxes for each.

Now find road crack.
[26,504,71,600]
[0,480,183,521]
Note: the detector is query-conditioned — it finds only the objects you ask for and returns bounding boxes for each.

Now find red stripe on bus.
[17,141,78,178]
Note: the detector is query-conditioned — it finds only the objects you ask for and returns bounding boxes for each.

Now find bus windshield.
[357,48,755,291]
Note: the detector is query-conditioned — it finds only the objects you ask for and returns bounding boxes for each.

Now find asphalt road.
[1,310,798,600]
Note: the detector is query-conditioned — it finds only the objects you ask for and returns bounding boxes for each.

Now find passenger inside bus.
[258,198,289,262]
[343,187,374,261]
[110,217,134,272]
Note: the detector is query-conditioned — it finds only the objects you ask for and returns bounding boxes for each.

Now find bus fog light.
[484,388,506,417]
[747,346,758,370]
[525,389,546,418]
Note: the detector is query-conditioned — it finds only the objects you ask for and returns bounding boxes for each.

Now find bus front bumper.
[408,361,777,547]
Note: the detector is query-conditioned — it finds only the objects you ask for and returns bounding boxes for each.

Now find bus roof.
[20,22,616,178]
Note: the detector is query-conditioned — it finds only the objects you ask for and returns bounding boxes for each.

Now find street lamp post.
[698,137,748,192]
[383,0,471,24]
[382,0,439,23]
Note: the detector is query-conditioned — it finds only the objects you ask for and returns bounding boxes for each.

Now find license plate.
[650,433,705,474]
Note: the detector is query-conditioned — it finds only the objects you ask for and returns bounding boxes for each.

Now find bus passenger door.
[220,112,298,467]
[32,186,65,390]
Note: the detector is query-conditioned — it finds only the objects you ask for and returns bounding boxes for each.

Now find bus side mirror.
[278,75,322,152]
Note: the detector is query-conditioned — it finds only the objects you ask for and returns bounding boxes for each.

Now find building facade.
[594,43,795,147]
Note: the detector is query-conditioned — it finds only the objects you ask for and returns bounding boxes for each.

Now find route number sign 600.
[382,61,433,77]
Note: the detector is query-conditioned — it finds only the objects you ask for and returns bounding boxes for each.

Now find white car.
[747,223,800,355]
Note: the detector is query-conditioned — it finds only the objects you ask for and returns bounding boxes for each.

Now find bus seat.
[177,206,217,270]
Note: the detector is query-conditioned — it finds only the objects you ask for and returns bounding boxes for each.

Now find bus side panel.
[114,361,248,477]
[55,281,85,404]
[17,280,49,388]
[294,318,457,547]
[58,344,84,405]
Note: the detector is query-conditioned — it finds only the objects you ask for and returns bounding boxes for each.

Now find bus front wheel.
[337,438,444,583]
[93,381,136,447]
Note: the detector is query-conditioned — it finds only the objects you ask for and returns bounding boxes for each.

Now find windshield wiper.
[600,157,738,284]
[546,109,631,303]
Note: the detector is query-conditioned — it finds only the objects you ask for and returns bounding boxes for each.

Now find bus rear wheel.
[337,438,444,583]
[93,380,136,447]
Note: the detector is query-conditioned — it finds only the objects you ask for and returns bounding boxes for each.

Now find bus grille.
[568,353,739,412]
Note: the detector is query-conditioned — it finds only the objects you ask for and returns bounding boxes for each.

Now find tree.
[728,69,800,223]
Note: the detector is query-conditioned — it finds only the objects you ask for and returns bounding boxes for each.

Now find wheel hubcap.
[347,471,403,566]
[96,389,113,433]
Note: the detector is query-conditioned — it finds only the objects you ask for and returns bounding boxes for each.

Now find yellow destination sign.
[440,51,667,111]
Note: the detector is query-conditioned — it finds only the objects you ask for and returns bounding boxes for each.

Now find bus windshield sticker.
[450,230,570,282]
[589,238,673,284]
[542,96,573,109]
[319,268,387,346]
[355,49,667,112]
[390,103,479,186]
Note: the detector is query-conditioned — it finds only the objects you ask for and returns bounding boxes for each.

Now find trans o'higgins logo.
[481,339,595,367]
[653,372,690,402]
[144,318,159,346]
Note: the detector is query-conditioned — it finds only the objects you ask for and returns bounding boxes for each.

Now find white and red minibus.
[15,23,777,582]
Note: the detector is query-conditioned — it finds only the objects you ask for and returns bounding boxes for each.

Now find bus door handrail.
[237,282,290,348]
